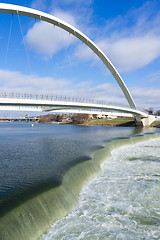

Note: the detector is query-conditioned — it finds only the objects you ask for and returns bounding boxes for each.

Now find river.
[0,122,159,239]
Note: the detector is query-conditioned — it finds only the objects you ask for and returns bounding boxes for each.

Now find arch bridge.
[0,4,155,126]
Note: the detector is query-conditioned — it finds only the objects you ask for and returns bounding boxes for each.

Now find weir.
[0,132,159,240]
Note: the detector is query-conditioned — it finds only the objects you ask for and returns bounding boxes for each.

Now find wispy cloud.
[131,87,160,110]
[97,35,160,72]
[0,68,159,109]
[0,69,72,94]
[28,0,160,74]
[31,0,48,11]
[75,1,160,73]
[0,69,125,104]
[25,9,77,58]
[27,0,93,58]
[148,71,160,83]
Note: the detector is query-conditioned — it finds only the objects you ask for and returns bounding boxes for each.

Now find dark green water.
[0,122,159,239]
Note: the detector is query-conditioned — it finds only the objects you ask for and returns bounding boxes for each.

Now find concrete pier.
[141,115,156,127]
[136,115,156,127]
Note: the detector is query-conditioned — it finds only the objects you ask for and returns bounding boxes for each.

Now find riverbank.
[38,115,160,127]
[0,117,159,127]
[81,117,136,127]
[52,118,160,127]
[38,117,136,127]
[150,121,160,128]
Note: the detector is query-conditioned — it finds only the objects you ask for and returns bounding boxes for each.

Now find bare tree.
[92,114,98,119]
[39,114,56,123]
[72,114,90,124]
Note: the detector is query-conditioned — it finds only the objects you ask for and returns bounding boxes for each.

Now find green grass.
[83,117,135,126]
[150,121,160,128]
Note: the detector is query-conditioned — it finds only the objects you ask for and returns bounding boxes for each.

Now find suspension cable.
[1,14,13,93]
[17,14,31,75]
[4,14,13,68]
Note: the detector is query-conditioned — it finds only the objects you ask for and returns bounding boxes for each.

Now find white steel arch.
[0,3,136,109]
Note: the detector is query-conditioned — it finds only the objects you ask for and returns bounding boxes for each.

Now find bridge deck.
[0,96,148,118]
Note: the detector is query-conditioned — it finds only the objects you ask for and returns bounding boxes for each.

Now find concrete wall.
[141,115,156,127]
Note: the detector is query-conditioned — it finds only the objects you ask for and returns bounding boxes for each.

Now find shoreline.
[1,118,159,127]
[0,132,160,240]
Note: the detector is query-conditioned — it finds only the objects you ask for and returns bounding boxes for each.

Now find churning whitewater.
[41,137,160,240]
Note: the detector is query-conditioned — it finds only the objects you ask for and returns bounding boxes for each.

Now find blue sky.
[0,0,160,116]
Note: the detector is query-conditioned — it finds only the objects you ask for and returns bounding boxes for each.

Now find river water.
[0,122,160,239]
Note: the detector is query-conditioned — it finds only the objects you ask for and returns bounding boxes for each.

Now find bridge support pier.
[135,115,156,127]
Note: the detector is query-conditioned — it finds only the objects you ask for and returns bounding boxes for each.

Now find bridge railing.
[0,91,147,113]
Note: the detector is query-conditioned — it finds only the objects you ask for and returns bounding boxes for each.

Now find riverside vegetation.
[38,114,136,126]
[38,113,160,127]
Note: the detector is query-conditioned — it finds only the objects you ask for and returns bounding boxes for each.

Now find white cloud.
[75,44,97,62]
[148,71,160,83]
[131,87,160,110]
[75,1,160,73]
[1,69,159,110]
[0,69,126,104]
[53,9,77,26]
[0,69,72,94]
[98,35,160,72]
[132,87,160,99]
[72,82,127,106]
[31,0,47,11]
[75,34,160,72]
[26,1,160,76]
[25,9,77,58]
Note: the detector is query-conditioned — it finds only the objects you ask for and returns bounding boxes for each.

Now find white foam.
[40,138,160,240]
